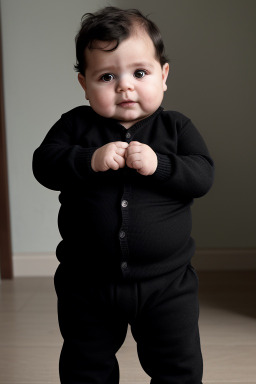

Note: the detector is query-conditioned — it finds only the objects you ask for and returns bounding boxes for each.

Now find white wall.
[1,0,256,275]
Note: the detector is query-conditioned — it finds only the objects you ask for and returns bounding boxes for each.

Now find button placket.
[119,131,132,277]
[119,192,130,275]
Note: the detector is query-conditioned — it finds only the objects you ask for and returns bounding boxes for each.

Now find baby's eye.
[100,73,115,82]
[134,70,147,79]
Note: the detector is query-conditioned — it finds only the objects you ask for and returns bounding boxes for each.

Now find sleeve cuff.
[151,152,172,182]
[74,147,99,176]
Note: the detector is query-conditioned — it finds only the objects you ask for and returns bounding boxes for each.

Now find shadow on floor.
[197,270,256,318]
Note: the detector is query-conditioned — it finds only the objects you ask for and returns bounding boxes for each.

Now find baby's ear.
[78,73,88,99]
[162,63,169,92]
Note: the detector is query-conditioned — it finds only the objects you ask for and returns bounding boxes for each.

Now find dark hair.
[74,6,169,74]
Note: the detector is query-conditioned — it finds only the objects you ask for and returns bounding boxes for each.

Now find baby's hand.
[126,141,158,176]
[91,142,129,172]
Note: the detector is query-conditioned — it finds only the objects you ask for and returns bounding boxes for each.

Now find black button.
[121,262,128,270]
[121,200,128,208]
[119,230,126,239]
[126,132,131,139]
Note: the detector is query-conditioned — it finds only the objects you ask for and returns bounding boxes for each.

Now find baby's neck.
[119,121,133,129]
[118,114,152,129]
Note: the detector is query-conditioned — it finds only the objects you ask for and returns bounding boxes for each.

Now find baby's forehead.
[89,40,118,51]
[83,28,161,73]
[86,37,157,69]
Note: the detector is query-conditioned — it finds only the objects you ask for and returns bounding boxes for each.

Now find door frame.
[0,14,13,279]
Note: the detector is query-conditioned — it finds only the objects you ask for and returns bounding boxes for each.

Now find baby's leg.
[131,265,203,384]
[54,267,128,384]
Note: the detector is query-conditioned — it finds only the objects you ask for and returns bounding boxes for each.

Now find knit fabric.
[33,106,214,281]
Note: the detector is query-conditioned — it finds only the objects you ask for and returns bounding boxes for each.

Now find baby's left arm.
[126,120,214,199]
[152,121,214,198]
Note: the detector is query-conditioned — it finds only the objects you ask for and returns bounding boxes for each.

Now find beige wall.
[1,0,256,273]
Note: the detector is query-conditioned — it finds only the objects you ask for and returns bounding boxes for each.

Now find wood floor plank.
[0,272,255,383]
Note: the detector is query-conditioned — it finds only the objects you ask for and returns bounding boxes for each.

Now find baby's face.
[78,30,169,129]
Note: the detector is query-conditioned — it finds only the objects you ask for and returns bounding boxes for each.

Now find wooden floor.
[0,271,256,384]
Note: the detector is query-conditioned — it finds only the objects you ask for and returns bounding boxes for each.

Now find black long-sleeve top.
[33,106,214,281]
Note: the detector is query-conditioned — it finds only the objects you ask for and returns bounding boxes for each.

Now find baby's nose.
[116,75,135,92]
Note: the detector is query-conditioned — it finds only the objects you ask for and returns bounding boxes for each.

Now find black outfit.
[33,106,214,384]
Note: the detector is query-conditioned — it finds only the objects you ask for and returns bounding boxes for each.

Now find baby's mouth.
[118,100,137,107]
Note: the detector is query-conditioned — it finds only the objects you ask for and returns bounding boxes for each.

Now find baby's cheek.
[92,95,115,117]
[141,92,161,112]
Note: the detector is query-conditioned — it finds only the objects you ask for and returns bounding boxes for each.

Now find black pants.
[54,264,203,384]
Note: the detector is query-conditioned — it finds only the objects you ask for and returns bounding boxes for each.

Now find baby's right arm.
[32,111,128,191]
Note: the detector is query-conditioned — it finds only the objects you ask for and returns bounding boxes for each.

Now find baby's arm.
[33,120,95,191]
[125,119,214,199]
[151,120,214,198]
[34,112,116,191]
[33,111,129,190]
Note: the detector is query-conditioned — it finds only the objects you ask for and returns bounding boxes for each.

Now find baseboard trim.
[13,253,58,277]
[193,248,256,270]
[12,248,256,277]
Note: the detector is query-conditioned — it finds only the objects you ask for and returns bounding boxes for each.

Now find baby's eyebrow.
[129,62,154,69]
[90,66,117,77]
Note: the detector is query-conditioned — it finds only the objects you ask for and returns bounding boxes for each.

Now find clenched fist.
[125,141,158,176]
[91,141,129,172]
